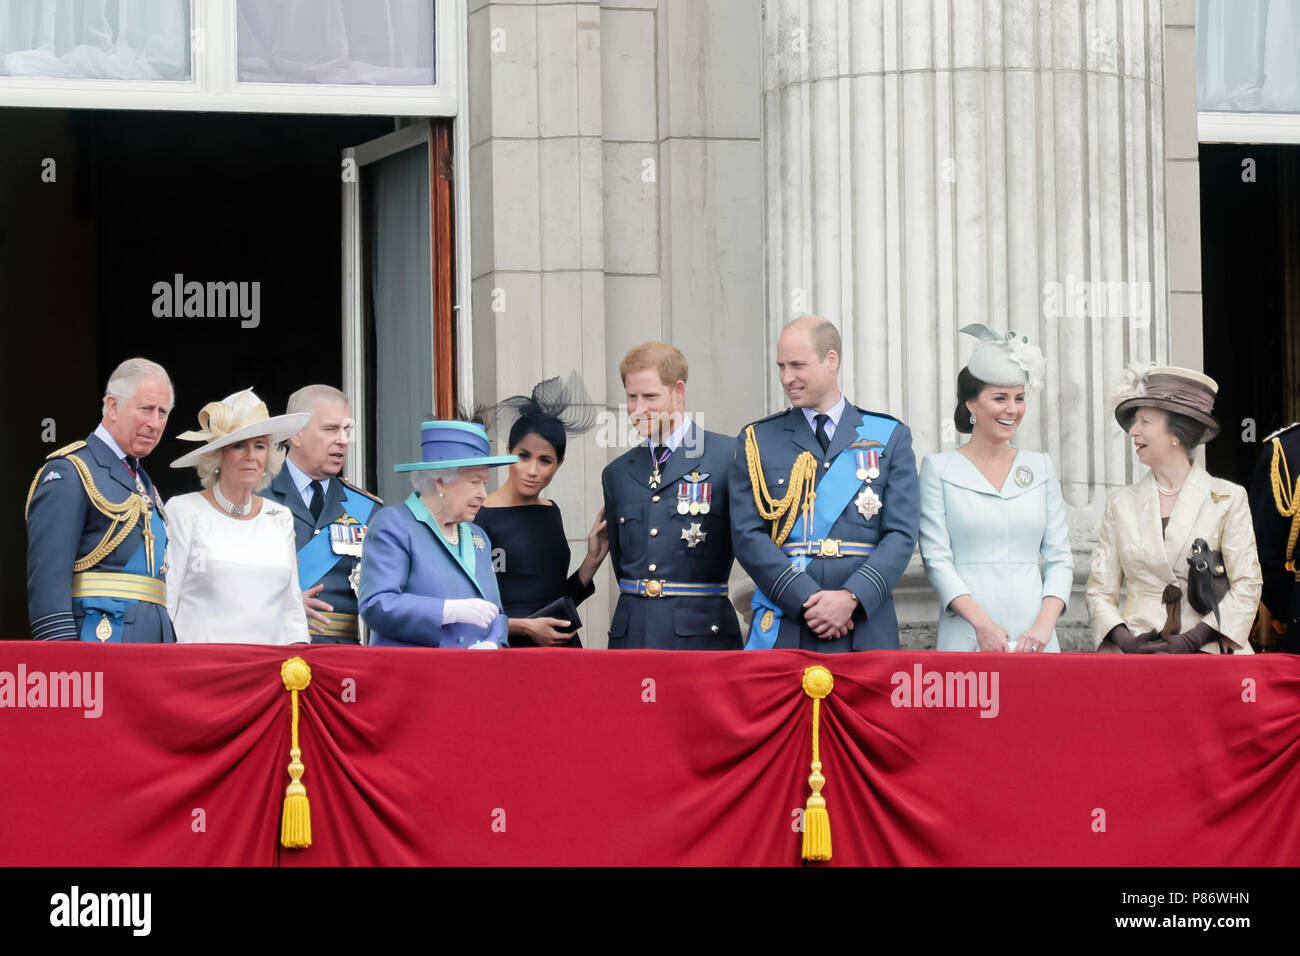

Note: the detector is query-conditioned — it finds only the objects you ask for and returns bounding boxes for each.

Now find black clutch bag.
[1186,538,1230,630]
[527,595,583,644]
[530,595,582,632]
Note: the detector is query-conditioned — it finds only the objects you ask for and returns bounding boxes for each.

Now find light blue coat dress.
[919,448,1074,651]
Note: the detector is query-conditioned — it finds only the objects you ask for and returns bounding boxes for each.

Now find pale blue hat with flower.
[960,324,1045,390]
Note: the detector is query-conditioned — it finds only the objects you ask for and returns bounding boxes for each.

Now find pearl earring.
[1172,439,1179,446]
[969,411,977,425]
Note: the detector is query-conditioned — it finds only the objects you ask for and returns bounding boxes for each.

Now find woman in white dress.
[919,325,1074,652]
[165,389,312,645]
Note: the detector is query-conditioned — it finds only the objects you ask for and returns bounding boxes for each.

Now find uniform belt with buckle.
[779,539,875,558]
[70,571,166,606]
[618,579,729,598]
[317,611,360,639]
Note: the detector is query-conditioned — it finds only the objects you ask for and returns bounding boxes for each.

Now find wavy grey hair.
[410,469,460,497]
[103,357,174,414]
[194,438,287,491]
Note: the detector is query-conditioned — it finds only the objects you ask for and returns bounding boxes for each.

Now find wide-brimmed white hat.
[170,388,310,469]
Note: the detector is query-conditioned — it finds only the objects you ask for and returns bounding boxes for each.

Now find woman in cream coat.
[920,326,1074,652]
[1086,366,1262,654]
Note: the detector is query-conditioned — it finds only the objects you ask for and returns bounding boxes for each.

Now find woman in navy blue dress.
[477,376,608,647]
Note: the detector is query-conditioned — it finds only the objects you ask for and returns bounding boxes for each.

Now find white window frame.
[0,0,459,116]
[1199,112,1300,145]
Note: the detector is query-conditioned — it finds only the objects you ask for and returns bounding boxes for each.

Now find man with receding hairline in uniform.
[729,315,920,652]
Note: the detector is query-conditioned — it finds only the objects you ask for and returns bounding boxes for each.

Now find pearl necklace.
[1154,481,1183,496]
[213,482,251,517]
[443,524,460,546]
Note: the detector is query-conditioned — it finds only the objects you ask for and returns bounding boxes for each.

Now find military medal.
[649,444,672,489]
[689,483,701,515]
[866,450,880,480]
[330,515,365,557]
[677,482,690,515]
[681,522,707,548]
[855,451,869,481]
[95,614,113,642]
[699,483,711,515]
[1014,465,1033,487]
[855,486,882,519]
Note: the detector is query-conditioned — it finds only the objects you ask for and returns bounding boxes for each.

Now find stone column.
[762,0,1171,643]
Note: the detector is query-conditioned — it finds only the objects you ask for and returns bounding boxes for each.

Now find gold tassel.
[280,657,313,849]
[801,665,834,862]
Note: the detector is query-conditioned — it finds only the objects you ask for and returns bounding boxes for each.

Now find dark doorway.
[1200,143,1300,485]
[3,107,395,634]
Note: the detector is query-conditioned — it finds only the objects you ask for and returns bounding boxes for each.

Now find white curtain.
[1198,0,1300,112]
[236,0,434,86]
[0,0,189,79]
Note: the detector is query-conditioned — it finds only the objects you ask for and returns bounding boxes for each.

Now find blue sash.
[75,521,166,644]
[296,487,376,591]
[746,414,898,649]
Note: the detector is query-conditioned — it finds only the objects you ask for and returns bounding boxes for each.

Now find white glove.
[466,640,500,650]
[441,598,500,629]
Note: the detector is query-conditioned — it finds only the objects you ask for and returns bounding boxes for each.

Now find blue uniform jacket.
[260,468,379,644]
[728,404,919,652]
[358,494,509,648]
[601,420,742,650]
[25,433,176,643]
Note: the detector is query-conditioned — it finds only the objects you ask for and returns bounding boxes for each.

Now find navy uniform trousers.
[261,468,380,644]
[602,420,742,649]
[26,434,175,643]
[729,404,919,652]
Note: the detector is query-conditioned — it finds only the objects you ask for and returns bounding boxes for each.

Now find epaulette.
[747,409,791,428]
[341,478,382,504]
[1264,423,1300,443]
[44,440,88,460]
[855,407,902,424]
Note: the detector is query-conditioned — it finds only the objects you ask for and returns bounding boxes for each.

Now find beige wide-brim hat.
[170,388,310,469]
[1113,365,1220,441]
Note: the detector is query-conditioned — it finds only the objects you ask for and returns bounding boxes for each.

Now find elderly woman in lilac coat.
[359,421,517,648]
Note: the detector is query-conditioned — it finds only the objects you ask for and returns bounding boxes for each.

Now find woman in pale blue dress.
[919,325,1074,652]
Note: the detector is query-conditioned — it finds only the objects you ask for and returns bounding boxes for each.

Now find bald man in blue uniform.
[26,359,177,643]
[730,316,919,652]
[261,385,379,644]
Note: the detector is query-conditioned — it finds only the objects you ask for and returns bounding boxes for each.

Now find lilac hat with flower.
[960,324,1045,390]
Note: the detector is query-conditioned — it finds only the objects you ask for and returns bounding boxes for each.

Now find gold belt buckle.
[644,579,664,598]
[817,538,841,558]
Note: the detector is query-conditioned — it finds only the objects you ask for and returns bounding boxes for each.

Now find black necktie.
[125,457,139,479]
[308,480,324,521]
[814,414,831,454]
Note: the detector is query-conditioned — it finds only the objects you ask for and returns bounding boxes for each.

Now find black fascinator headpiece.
[494,373,598,463]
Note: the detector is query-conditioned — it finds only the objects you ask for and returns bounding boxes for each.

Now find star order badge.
[681,522,707,548]
[855,486,882,520]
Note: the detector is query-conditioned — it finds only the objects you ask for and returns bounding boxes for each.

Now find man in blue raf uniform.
[1249,421,1300,653]
[730,316,920,652]
[261,385,380,644]
[602,342,741,649]
[26,358,177,643]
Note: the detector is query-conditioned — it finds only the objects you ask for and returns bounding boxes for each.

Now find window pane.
[237,0,435,86]
[1198,0,1300,112]
[0,0,191,80]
